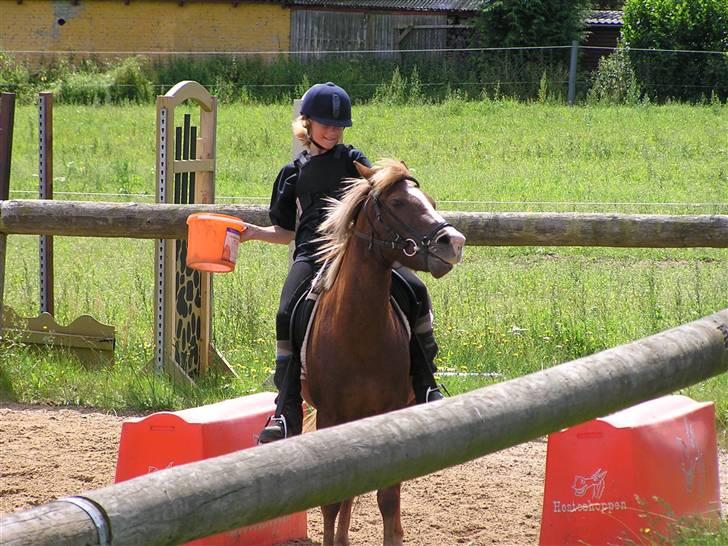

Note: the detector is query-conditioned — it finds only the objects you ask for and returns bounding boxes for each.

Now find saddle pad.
[298,293,410,381]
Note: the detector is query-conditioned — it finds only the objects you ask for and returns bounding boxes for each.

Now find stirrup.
[258,415,288,445]
[425,386,446,403]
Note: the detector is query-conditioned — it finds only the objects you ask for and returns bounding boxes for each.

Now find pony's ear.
[354,161,376,180]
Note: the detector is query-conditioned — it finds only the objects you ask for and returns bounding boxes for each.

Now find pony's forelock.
[315,160,412,290]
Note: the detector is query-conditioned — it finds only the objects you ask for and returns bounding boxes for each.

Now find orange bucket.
[186,213,246,273]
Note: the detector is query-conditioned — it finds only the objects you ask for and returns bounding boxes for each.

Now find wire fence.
[6,45,728,57]
[3,44,727,103]
[7,189,727,215]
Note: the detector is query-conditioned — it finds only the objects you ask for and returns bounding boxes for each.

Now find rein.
[353,176,452,270]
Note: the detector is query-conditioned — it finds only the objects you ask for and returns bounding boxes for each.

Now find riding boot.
[411,330,445,404]
[258,356,303,444]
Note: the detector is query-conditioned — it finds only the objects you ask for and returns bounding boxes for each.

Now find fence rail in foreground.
[2,309,727,546]
[1,200,727,247]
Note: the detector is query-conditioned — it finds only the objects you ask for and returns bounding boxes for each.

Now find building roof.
[585,10,623,26]
[286,3,624,25]
[284,1,482,12]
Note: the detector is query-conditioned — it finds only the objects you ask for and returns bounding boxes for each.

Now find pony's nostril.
[437,234,451,245]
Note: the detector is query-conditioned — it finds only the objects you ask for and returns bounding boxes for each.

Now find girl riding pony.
[240,82,445,443]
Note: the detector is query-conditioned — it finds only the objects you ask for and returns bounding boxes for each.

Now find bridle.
[353,177,452,270]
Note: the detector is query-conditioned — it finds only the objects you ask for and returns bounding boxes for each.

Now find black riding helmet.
[300,82,353,127]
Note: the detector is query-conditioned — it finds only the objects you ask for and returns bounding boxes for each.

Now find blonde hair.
[292,115,345,152]
[292,115,312,149]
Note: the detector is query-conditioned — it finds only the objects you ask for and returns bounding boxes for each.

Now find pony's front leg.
[377,484,403,546]
[334,497,354,546]
[321,502,341,546]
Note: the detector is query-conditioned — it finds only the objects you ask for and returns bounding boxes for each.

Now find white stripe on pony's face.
[405,181,466,270]
[408,183,446,225]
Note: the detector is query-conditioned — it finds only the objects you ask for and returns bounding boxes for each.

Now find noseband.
[353,177,452,269]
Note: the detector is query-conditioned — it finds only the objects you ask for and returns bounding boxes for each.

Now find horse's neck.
[326,236,393,321]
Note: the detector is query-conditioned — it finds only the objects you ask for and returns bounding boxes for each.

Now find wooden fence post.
[0,92,16,339]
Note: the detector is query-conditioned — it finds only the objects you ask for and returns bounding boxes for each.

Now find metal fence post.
[38,92,54,315]
[568,40,579,106]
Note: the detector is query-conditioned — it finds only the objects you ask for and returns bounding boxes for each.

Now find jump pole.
[2,203,727,248]
[2,308,727,545]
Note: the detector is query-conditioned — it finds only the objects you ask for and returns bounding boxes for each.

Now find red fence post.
[0,92,17,337]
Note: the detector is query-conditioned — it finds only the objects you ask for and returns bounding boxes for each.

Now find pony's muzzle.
[432,227,466,265]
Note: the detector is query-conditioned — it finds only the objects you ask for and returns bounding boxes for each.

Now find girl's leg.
[393,266,445,404]
[259,259,317,443]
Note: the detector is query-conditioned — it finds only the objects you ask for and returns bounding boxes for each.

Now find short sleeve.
[268,163,298,231]
[346,146,372,177]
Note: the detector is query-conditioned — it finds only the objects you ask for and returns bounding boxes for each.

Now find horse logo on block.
[572,468,608,500]
[677,418,702,492]
[147,461,175,474]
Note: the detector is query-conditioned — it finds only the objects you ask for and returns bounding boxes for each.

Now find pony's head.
[317,159,465,289]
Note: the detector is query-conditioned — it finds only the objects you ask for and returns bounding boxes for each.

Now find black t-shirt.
[269,144,370,259]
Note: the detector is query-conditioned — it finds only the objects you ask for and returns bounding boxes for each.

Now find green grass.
[2,101,727,443]
[7,101,728,211]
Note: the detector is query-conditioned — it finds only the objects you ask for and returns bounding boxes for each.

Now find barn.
[0,0,292,57]
[287,0,477,60]
[1,0,621,68]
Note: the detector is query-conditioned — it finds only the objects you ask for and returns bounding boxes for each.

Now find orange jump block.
[539,394,721,545]
[115,392,307,546]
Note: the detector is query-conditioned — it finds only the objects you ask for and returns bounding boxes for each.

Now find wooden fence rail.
[3,309,727,546]
[1,200,727,247]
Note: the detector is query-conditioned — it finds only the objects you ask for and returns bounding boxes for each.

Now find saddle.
[288,267,420,379]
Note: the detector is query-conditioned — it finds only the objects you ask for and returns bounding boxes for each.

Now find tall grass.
[1,102,726,443]
[7,101,728,211]
[2,51,579,105]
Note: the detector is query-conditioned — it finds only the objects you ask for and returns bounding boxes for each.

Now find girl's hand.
[239,223,258,243]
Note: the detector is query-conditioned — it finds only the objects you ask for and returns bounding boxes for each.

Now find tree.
[470,0,594,100]
[621,0,728,100]
[473,0,593,49]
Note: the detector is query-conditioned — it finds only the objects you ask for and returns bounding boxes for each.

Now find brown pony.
[300,160,465,546]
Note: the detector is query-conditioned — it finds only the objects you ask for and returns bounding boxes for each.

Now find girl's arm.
[240,223,294,245]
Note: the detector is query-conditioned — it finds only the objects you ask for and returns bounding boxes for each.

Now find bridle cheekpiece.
[353,176,452,269]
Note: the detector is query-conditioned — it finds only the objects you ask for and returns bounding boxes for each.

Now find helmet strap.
[309,134,332,154]
[309,135,325,150]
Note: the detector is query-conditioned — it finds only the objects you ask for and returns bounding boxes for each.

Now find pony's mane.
[316,159,412,290]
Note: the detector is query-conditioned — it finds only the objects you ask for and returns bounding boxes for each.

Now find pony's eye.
[390,198,405,208]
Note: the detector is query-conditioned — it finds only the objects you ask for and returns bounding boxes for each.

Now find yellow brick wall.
[0,1,290,53]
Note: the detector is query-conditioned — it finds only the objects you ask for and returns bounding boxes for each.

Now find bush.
[108,56,154,104]
[622,0,728,101]
[371,66,425,105]
[53,70,111,105]
[587,46,641,104]
[469,0,591,100]
[0,53,33,102]
[43,56,154,105]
